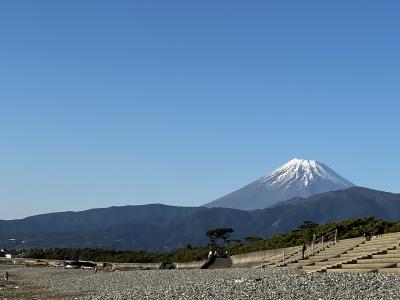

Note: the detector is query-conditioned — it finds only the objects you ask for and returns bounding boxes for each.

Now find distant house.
[5,254,13,259]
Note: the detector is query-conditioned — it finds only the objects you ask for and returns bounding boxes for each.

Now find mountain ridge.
[1,187,400,251]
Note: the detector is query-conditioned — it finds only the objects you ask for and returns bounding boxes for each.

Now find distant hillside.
[1,187,400,251]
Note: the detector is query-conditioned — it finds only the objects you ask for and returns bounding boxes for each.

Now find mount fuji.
[205,158,355,210]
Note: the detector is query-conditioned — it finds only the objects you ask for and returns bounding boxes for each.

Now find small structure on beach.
[64,260,96,269]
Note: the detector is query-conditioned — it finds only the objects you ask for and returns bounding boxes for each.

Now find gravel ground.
[1,265,399,300]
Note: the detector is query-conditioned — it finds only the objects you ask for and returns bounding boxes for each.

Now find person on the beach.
[364,231,371,241]
[301,243,307,260]
[4,270,9,282]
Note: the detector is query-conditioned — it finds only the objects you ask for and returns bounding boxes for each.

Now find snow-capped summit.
[204,158,355,210]
[261,158,354,190]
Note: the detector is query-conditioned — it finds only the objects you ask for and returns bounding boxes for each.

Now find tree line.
[15,217,400,263]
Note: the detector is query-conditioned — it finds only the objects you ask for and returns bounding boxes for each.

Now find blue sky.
[1,1,399,219]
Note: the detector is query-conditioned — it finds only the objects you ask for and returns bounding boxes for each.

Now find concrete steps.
[267,236,358,268]
[349,246,397,253]
[386,249,400,254]
[285,237,365,270]
[326,268,376,273]
[340,252,379,258]
[357,258,400,264]
[341,263,396,269]
[273,255,302,267]
[302,233,400,273]
[261,246,304,267]
[315,259,355,266]
[307,254,339,260]
[378,268,400,273]
[290,261,313,268]
[324,263,396,273]
[374,253,400,258]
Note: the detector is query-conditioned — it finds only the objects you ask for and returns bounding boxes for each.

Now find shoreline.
[1,264,400,299]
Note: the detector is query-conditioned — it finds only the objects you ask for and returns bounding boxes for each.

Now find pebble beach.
[1,265,399,300]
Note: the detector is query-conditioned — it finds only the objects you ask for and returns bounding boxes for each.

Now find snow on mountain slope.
[261,159,354,191]
[204,159,355,210]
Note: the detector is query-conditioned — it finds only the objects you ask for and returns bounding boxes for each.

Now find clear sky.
[1,1,399,219]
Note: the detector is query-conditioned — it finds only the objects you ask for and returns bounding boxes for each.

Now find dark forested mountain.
[1,187,400,251]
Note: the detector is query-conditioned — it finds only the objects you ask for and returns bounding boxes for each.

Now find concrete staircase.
[261,246,303,268]
[376,248,400,273]
[262,229,341,268]
[303,232,400,273]
[288,237,365,269]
